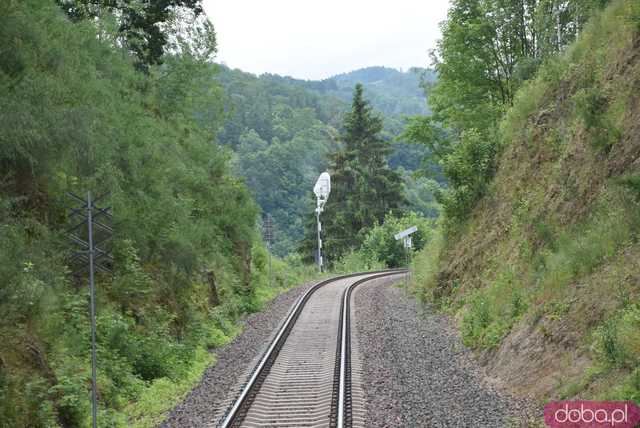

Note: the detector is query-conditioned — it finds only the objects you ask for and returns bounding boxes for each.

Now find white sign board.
[313,172,331,200]
[394,226,418,241]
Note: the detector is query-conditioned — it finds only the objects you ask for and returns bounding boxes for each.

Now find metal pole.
[405,242,409,289]
[268,242,272,288]
[87,192,98,428]
[316,206,322,273]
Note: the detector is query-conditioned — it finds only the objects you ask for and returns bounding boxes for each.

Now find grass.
[103,257,320,428]
[459,268,527,349]
[592,304,640,369]
[122,348,215,428]
[410,227,444,303]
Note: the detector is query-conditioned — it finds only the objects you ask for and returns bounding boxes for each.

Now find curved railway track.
[217,270,407,428]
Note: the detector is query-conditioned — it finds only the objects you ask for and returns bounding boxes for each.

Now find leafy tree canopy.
[56,0,207,70]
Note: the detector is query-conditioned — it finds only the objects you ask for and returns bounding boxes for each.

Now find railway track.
[216,270,407,428]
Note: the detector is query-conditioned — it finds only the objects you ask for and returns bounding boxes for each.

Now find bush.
[332,250,384,274]
[440,129,499,228]
[0,2,270,425]
[361,211,433,268]
[459,269,528,349]
[573,86,619,152]
[593,304,640,369]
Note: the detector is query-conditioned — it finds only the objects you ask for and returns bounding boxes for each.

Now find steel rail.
[219,269,406,428]
[337,271,407,427]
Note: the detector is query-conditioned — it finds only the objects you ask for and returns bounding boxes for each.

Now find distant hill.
[262,66,436,119]
[215,65,439,255]
[261,66,437,170]
[326,66,435,116]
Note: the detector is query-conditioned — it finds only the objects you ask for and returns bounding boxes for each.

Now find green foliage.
[573,86,621,151]
[331,250,385,274]
[361,212,433,268]
[405,0,610,231]
[214,66,342,256]
[266,66,434,123]
[404,123,498,231]
[430,0,607,134]
[593,304,640,369]
[318,84,407,264]
[0,2,324,427]
[56,0,208,70]
[217,65,440,256]
[233,125,336,256]
[440,129,498,227]
[411,0,640,404]
[401,172,442,218]
[123,348,214,428]
[460,269,528,349]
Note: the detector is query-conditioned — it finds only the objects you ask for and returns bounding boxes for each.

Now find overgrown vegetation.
[327,211,434,273]
[404,0,610,230]
[0,2,318,426]
[411,0,640,404]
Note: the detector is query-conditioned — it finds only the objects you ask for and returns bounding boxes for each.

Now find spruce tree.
[320,84,406,264]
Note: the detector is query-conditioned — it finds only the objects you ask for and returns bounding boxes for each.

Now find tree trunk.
[206,270,220,307]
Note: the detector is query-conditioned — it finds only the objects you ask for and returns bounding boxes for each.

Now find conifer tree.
[319,84,405,263]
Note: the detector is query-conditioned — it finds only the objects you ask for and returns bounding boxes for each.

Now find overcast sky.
[202,1,450,80]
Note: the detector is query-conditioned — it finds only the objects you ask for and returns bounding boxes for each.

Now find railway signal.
[313,172,331,272]
[394,226,417,287]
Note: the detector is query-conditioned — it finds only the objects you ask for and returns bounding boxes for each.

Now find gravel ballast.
[158,281,317,427]
[353,280,535,427]
[160,276,535,427]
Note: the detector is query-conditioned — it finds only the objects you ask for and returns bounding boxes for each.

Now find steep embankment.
[417,1,640,403]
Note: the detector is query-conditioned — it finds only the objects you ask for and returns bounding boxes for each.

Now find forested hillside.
[409,0,640,405]
[261,66,436,170]
[215,65,439,255]
[213,66,341,255]
[0,2,314,426]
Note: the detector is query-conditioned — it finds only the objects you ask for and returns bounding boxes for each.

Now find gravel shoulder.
[354,280,536,428]
[158,280,317,427]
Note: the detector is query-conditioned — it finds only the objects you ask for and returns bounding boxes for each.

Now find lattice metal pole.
[86,192,98,428]
[67,191,112,428]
